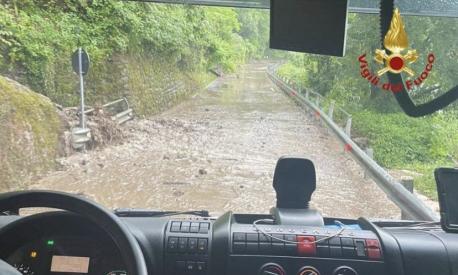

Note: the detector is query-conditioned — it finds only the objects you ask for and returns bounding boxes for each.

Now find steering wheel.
[0,190,148,275]
[380,0,458,117]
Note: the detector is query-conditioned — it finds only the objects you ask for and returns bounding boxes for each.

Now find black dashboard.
[0,213,126,275]
[1,211,458,275]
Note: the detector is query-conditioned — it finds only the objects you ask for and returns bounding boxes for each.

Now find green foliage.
[278,13,458,199]
[0,1,269,106]
[352,111,458,167]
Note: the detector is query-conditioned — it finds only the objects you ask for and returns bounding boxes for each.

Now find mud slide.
[30,63,399,219]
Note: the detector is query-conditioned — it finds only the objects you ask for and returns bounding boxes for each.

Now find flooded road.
[30,63,399,219]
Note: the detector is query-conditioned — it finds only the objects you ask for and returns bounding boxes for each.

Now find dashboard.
[0,213,126,275]
[1,211,458,275]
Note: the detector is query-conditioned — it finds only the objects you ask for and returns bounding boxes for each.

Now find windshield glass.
[0,1,456,219]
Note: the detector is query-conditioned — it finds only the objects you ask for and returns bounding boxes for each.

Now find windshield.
[0,1,456,220]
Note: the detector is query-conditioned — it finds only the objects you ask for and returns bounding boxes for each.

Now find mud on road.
[30,63,400,219]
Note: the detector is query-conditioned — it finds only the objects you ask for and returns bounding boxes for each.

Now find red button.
[297,236,316,256]
[367,248,382,260]
[365,239,380,249]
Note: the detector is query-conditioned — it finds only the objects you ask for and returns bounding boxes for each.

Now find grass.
[352,110,458,200]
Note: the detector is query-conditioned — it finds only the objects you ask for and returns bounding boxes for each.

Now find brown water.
[30,63,399,219]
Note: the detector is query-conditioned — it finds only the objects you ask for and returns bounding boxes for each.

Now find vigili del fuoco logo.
[358,8,435,93]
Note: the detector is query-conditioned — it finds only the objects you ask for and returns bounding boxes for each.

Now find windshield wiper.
[114,208,210,217]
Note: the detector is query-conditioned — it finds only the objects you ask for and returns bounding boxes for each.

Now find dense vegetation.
[277,14,458,199]
[0,1,269,108]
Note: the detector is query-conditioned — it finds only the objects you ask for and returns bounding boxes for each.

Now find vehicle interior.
[0,0,457,275]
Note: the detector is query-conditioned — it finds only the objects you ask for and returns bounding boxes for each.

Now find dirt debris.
[30,63,405,219]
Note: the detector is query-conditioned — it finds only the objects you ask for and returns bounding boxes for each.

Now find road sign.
[72,49,90,75]
[72,48,91,147]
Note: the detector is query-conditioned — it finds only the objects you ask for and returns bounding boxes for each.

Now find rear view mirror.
[435,168,458,233]
[270,0,349,57]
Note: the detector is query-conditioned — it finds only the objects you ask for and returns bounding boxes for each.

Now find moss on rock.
[0,76,64,190]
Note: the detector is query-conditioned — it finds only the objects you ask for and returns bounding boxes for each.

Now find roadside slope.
[0,76,64,190]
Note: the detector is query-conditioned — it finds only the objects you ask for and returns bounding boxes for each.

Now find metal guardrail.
[71,82,187,149]
[267,65,439,222]
[84,97,134,125]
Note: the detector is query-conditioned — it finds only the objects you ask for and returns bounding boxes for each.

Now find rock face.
[0,76,65,190]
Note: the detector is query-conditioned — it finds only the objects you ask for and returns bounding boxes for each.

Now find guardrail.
[267,65,439,222]
[84,97,133,125]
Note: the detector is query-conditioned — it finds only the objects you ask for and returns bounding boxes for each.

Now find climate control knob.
[333,266,358,275]
[298,266,320,275]
[259,263,286,275]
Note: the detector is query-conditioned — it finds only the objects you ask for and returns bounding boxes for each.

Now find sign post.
[71,48,91,149]
[78,48,86,128]
[72,48,90,128]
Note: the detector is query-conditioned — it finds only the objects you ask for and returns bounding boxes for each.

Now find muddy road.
[30,63,399,219]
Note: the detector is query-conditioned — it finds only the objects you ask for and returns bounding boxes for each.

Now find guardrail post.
[315,96,320,108]
[328,101,335,120]
[345,117,352,137]
[401,178,415,220]
[305,90,310,99]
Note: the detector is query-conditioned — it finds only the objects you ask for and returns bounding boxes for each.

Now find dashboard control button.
[329,237,341,246]
[340,237,354,247]
[259,233,271,242]
[354,239,366,257]
[342,246,357,258]
[298,266,320,275]
[247,233,259,242]
[200,222,210,229]
[259,263,285,275]
[171,221,181,232]
[365,239,380,249]
[199,227,209,234]
[233,232,246,242]
[333,266,358,275]
[178,237,188,252]
[196,262,206,272]
[271,234,284,243]
[167,237,178,252]
[199,222,210,233]
[188,238,198,252]
[182,221,191,227]
[181,226,190,233]
[330,245,342,257]
[185,261,196,272]
[197,238,208,253]
[297,235,316,256]
[367,248,382,260]
[316,236,329,245]
[317,244,330,257]
[284,234,297,242]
